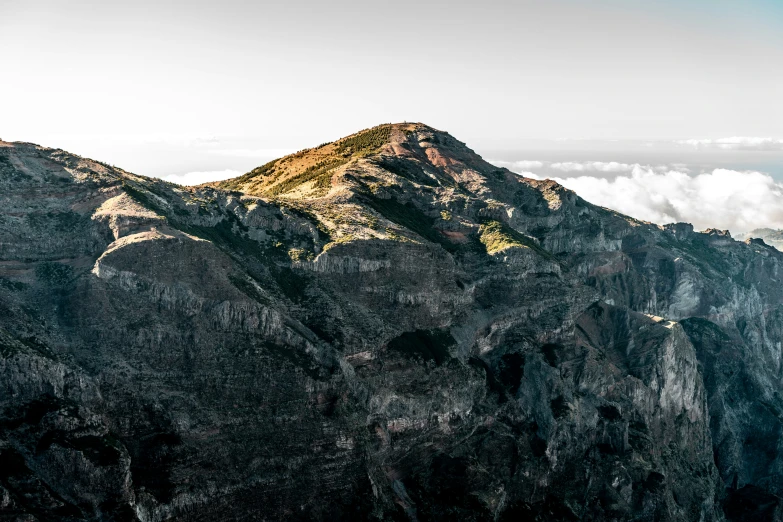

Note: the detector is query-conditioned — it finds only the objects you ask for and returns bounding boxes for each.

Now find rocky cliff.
[1,124,782,521]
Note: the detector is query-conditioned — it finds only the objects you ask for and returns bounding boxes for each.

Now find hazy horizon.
[2,0,782,234]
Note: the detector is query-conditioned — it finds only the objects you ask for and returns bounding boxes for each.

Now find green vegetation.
[323,234,358,251]
[35,262,73,286]
[143,181,190,216]
[262,340,323,380]
[265,157,346,196]
[223,158,278,189]
[335,125,391,156]
[177,213,265,260]
[179,214,315,303]
[0,329,56,360]
[440,210,452,221]
[374,157,438,187]
[386,329,455,366]
[0,153,32,181]
[677,237,735,279]
[222,124,391,195]
[478,220,553,259]
[272,266,309,303]
[492,170,506,182]
[26,211,86,232]
[680,317,732,342]
[287,248,314,262]
[362,196,441,244]
[384,228,403,242]
[0,277,26,292]
[228,274,269,304]
[122,182,166,215]
[279,205,332,243]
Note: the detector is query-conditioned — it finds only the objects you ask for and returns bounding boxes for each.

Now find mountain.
[736,228,783,251]
[1,124,782,521]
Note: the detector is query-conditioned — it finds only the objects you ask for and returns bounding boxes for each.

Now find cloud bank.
[676,137,783,151]
[495,159,783,234]
[549,161,636,173]
[555,167,783,234]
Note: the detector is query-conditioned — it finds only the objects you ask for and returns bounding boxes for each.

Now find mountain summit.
[218,123,501,196]
[1,127,782,521]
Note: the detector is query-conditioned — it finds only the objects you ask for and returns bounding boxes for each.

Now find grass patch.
[323,234,359,251]
[479,220,553,259]
[223,158,279,190]
[287,248,314,262]
[266,157,347,196]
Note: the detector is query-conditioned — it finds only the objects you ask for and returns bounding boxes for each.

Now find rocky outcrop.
[1,126,783,521]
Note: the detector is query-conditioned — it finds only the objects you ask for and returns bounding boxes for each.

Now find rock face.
[1,125,782,521]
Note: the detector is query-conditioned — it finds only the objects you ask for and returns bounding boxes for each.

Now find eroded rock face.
[1,126,782,521]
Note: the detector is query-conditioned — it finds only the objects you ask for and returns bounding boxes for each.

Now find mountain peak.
[217,122,488,199]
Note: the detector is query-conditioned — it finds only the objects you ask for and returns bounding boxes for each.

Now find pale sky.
[2,0,783,223]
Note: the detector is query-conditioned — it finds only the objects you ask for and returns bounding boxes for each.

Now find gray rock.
[0,125,781,521]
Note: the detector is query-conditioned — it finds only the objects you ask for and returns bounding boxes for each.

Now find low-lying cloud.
[676,137,783,151]
[549,161,635,173]
[533,166,783,234]
[493,159,783,234]
[491,159,660,179]
[505,160,544,170]
[162,169,242,186]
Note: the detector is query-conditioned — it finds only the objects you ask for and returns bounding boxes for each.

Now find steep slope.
[1,127,782,521]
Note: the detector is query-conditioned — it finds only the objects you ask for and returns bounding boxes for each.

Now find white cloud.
[545,166,783,234]
[677,137,783,150]
[493,159,647,177]
[488,159,545,171]
[549,161,636,173]
[162,169,242,186]
[511,160,544,170]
